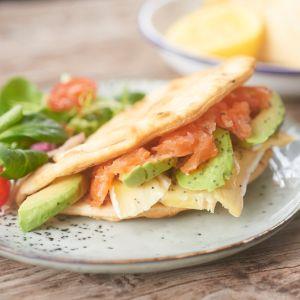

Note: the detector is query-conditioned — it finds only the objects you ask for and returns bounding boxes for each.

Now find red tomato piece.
[48,77,97,112]
[0,176,10,207]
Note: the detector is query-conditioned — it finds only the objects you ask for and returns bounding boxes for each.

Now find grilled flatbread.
[16,56,255,204]
[62,201,187,221]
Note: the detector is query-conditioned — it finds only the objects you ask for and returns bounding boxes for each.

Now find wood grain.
[0,0,175,87]
[0,0,299,299]
[0,215,299,300]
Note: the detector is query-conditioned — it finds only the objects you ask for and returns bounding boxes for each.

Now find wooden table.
[0,1,299,299]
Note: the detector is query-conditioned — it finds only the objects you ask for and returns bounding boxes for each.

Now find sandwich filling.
[89,86,280,215]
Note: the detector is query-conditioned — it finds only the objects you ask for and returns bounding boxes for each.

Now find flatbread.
[249,149,273,182]
[16,56,255,203]
[62,201,187,221]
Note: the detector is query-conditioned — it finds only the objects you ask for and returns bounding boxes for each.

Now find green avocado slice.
[176,128,234,192]
[120,158,177,187]
[18,174,87,232]
[243,92,285,147]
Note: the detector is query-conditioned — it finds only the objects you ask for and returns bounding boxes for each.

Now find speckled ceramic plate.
[0,80,299,274]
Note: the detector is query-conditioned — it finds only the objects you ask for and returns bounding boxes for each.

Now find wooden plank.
[0,215,298,300]
[0,0,175,86]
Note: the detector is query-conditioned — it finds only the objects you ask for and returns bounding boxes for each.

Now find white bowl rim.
[138,0,300,76]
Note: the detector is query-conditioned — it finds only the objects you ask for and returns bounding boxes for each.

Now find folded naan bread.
[16,56,292,225]
[16,56,255,204]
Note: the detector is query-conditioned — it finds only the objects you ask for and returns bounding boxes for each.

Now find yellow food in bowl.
[166,3,264,58]
[258,0,300,68]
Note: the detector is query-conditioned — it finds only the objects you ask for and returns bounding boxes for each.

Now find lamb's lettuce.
[0,77,43,115]
[116,88,145,106]
[0,105,23,134]
[0,77,147,153]
[42,108,75,124]
[0,114,67,146]
[0,143,48,179]
[66,106,113,136]
[0,77,148,181]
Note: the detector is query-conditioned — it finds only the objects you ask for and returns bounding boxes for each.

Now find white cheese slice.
[214,148,265,217]
[161,185,217,213]
[110,175,171,219]
[161,149,264,217]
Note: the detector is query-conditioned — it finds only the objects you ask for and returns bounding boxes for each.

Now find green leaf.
[116,88,145,106]
[0,77,43,115]
[0,143,48,179]
[0,114,67,146]
[0,105,23,134]
[67,107,113,136]
[41,107,76,124]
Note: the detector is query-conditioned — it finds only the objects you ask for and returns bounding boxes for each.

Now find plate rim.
[0,216,296,274]
[0,202,298,266]
[0,79,299,269]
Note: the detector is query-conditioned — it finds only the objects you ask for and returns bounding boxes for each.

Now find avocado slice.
[18,174,87,232]
[176,128,234,192]
[120,158,177,187]
[244,92,285,147]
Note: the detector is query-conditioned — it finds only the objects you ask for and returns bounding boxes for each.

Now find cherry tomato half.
[47,77,97,112]
[0,177,10,207]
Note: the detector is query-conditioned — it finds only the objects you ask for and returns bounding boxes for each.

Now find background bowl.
[139,0,300,97]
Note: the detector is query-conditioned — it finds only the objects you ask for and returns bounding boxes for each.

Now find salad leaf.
[64,89,144,136]
[0,105,23,134]
[0,77,43,115]
[41,108,75,124]
[67,107,113,136]
[0,143,48,179]
[0,114,67,146]
[42,98,115,137]
[116,88,145,106]
[0,140,34,150]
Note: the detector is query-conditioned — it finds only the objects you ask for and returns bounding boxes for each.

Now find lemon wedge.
[166,3,264,58]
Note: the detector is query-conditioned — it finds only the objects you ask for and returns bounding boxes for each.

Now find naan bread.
[16,56,255,203]
[62,201,187,221]
[249,149,272,182]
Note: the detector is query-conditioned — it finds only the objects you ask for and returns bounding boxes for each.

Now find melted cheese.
[215,148,264,216]
[110,175,171,219]
[161,149,264,217]
[161,185,217,212]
